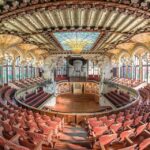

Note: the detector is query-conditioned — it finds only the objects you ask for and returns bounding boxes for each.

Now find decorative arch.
[131,44,149,58]
[118,51,130,63]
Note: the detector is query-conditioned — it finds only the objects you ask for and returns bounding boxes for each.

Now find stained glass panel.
[53,32,100,51]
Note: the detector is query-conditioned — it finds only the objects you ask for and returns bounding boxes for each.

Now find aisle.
[55,125,92,150]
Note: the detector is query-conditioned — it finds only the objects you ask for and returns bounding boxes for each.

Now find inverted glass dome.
[53,32,100,53]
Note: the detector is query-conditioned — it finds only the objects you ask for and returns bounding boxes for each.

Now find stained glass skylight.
[53,32,100,53]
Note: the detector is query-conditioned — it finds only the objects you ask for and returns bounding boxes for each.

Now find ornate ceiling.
[0,0,149,60]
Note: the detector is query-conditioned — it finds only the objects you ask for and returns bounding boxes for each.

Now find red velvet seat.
[110,123,122,133]
[118,144,137,150]
[99,133,117,150]
[139,138,150,150]
[120,129,135,142]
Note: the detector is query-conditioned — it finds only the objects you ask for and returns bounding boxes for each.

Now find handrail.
[14,80,141,116]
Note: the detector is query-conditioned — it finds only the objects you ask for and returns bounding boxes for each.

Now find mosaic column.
[0,59,4,85]
[139,56,143,81]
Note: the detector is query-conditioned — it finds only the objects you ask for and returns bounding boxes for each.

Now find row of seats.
[10,77,45,88]
[139,85,150,101]
[0,85,64,150]
[103,90,132,108]
[86,102,150,150]
[111,77,143,87]
[22,89,51,108]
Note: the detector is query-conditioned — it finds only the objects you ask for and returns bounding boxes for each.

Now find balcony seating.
[10,77,45,88]
[23,90,51,108]
[0,86,11,99]
[104,90,131,107]
[111,77,143,87]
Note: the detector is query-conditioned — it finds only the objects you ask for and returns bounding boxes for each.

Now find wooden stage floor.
[51,94,110,113]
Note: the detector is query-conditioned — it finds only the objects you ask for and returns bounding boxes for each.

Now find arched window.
[88,60,99,76]
[142,52,150,83]
[56,58,67,76]
[26,55,34,79]
[3,55,13,83]
[15,56,21,80]
[133,55,140,80]
[120,57,126,78]
[27,59,34,78]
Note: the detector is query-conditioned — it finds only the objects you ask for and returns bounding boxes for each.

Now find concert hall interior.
[0,0,149,150]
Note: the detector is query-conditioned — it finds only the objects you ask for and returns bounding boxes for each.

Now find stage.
[51,94,110,113]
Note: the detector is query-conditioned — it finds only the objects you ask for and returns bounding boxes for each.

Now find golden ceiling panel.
[108,49,121,54]
[131,32,150,43]
[0,6,149,55]
[17,43,38,51]
[117,43,135,51]
[134,47,148,56]
[33,49,47,55]
[0,34,22,49]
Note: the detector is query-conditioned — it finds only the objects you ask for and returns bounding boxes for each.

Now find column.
[12,62,16,81]
[0,61,3,85]
[139,56,143,81]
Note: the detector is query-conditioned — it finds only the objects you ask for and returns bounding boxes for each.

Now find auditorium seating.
[111,77,144,87]
[23,89,51,108]
[87,101,150,150]
[103,90,131,107]
[0,85,64,150]
[139,85,150,101]
[10,77,45,89]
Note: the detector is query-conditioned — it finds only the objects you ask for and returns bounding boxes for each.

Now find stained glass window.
[53,32,100,52]
[15,57,20,80]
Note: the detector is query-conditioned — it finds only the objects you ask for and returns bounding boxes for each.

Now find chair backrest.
[90,120,103,128]
[116,116,125,123]
[123,119,133,128]
[2,121,12,132]
[136,123,147,137]
[99,133,117,146]
[139,138,150,150]
[143,112,149,122]
[99,116,107,123]
[93,125,108,136]
[134,116,143,126]
[110,123,122,133]
[105,119,115,127]
[120,129,135,142]
[27,131,46,144]
[12,127,25,136]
